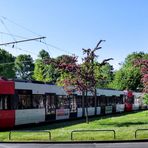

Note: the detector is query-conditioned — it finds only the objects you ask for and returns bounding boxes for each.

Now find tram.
[0,78,143,129]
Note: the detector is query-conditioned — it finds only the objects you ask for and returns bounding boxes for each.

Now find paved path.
[0,142,148,148]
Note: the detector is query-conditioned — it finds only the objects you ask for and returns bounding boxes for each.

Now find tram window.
[11,94,19,109]
[18,94,32,109]
[70,95,77,112]
[85,96,95,107]
[100,95,106,106]
[32,95,44,108]
[106,97,109,105]
[46,95,55,114]
[115,95,123,104]
[111,96,116,105]
[56,96,69,109]
[90,97,95,107]
[97,96,101,106]
[76,96,82,108]
[106,97,115,106]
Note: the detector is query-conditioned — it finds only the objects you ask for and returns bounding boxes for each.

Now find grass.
[1,110,148,141]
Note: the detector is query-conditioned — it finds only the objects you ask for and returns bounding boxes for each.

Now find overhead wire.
[0,17,16,42]
[0,31,28,40]
[0,16,41,37]
[0,31,65,57]
[0,17,43,58]
[0,16,79,59]
[0,60,35,66]
[0,16,84,78]
[42,38,53,57]
[40,39,74,56]
[12,45,39,57]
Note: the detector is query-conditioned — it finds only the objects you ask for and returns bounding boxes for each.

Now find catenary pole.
[0,36,46,46]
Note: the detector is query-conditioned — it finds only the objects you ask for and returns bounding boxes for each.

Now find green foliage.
[33,59,44,81]
[109,67,141,90]
[33,49,59,83]
[38,49,50,59]
[0,48,15,78]
[56,72,72,86]
[15,54,34,80]
[95,63,114,88]
[109,52,148,90]
[143,94,148,105]
[33,59,58,83]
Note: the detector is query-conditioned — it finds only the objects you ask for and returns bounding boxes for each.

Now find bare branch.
[99,58,114,66]
[94,40,106,50]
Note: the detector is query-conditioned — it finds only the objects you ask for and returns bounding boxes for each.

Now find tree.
[46,40,112,123]
[109,67,141,90]
[0,48,15,78]
[38,49,50,59]
[110,52,148,91]
[95,63,114,88]
[15,54,34,80]
[134,59,148,93]
[33,49,59,83]
[55,55,78,86]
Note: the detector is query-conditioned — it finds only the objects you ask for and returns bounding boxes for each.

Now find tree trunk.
[94,88,97,115]
[85,90,89,124]
[82,91,85,116]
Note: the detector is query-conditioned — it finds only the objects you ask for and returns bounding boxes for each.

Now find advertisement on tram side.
[56,109,70,120]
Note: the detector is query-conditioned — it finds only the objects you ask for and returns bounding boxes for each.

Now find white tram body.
[0,79,145,129]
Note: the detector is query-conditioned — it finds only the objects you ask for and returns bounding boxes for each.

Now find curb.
[1,139,148,144]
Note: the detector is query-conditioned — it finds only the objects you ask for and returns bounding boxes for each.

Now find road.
[0,142,148,148]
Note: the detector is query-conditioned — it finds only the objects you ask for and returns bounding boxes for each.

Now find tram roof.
[15,81,67,95]
[74,88,124,97]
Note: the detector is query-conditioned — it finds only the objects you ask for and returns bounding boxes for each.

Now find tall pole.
[93,40,105,115]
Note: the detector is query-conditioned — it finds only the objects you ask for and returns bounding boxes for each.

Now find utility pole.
[0,36,46,46]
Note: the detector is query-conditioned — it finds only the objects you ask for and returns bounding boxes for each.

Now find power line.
[0,16,41,37]
[0,18,16,42]
[0,31,70,55]
[42,38,53,57]
[0,16,78,57]
[0,31,28,40]
[40,40,74,55]
[13,45,39,56]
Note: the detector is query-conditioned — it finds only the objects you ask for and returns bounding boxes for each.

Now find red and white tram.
[0,79,142,129]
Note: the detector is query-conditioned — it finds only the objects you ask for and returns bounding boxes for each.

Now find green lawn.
[1,110,148,142]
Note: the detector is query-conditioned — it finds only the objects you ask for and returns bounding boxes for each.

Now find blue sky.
[0,0,148,70]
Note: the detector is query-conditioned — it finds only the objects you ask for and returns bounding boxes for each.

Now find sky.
[0,0,148,70]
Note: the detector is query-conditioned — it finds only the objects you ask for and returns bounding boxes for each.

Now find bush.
[143,94,148,105]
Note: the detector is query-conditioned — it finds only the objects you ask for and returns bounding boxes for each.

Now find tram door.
[45,93,56,121]
[99,95,106,115]
[69,95,77,118]
[124,91,134,111]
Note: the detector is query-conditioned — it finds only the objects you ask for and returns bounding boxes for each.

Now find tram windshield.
[0,95,11,110]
